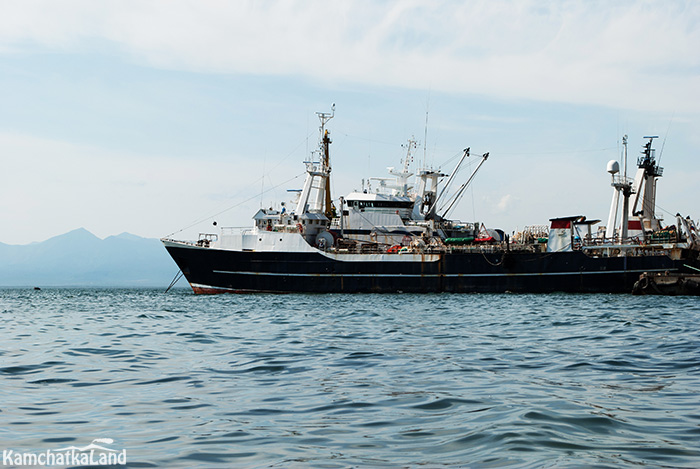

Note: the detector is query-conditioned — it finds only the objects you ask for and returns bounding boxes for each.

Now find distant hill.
[0,228,183,287]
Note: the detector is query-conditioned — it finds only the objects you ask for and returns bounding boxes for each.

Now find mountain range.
[0,228,182,287]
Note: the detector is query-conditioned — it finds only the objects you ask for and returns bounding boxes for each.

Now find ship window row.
[349,200,413,209]
[258,219,325,226]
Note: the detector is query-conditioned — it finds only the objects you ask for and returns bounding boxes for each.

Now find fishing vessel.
[162,108,700,294]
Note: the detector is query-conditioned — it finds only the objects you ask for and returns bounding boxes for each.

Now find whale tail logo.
[56,438,118,452]
[92,438,114,445]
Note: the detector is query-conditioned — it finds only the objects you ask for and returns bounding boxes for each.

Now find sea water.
[1,288,699,468]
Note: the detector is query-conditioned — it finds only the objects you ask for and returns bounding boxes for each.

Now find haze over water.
[2,288,699,467]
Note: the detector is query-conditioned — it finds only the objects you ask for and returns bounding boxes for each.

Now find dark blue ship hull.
[164,242,699,294]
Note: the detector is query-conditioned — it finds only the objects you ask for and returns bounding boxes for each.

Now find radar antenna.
[316,103,335,128]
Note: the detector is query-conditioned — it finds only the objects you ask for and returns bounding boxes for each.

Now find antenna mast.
[423,109,429,169]
[658,113,674,165]
[401,137,417,174]
[316,104,335,219]
[622,134,627,179]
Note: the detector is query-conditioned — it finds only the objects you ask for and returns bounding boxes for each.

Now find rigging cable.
[334,129,397,147]
[497,146,617,156]
[657,112,674,166]
[165,131,315,238]
[165,171,306,238]
[165,270,184,293]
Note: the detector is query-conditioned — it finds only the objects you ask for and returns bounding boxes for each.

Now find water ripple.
[1,288,699,467]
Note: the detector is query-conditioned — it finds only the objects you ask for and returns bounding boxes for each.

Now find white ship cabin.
[329,142,431,246]
[547,216,600,252]
[345,192,414,220]
[253,208,287,231]
[253,208,329,238]
[335,191,427,246]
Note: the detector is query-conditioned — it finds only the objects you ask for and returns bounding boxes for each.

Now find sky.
[0,0,698,245]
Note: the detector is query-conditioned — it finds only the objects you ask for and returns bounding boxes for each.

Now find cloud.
[1,1,697,113]
[1,1,698,245]
[496,194,516,212]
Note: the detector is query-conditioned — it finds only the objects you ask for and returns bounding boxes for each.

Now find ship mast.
[385,137,417,197]
[295,105,335,219]
[629,136,662,228]
[618,135,633,240]
[605,136,635,241]
[316,104,335,219]
[606,135,663,242]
